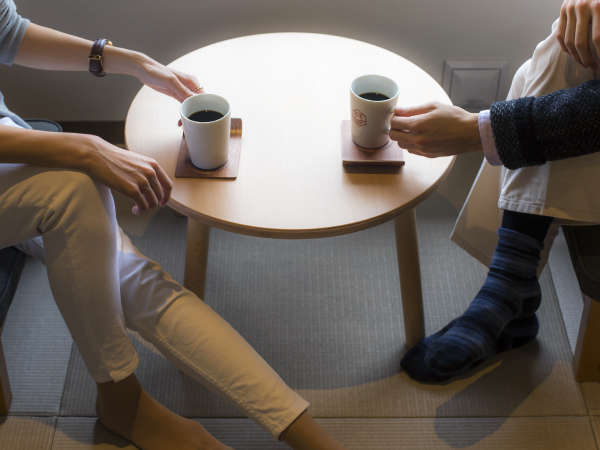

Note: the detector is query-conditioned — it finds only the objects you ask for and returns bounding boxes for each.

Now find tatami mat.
[51,417,597,450]
[592,416,600,447]
[58,194,586,421]
[1,190,595,448]
[324,417,598,450]
[1,258,73,415]
[582,383,600,415]
[52,418,134,449]
[0,416,55,450]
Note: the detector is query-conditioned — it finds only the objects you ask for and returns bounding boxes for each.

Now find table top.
[125,33,455,238]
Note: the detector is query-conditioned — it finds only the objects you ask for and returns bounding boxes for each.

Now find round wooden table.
[125,33,455,348]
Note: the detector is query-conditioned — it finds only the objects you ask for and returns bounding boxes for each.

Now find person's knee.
[39,170,115,233]
[59,170,112,206]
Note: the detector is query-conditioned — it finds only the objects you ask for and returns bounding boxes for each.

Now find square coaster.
[175,118,242,179]
[341,120,405,170]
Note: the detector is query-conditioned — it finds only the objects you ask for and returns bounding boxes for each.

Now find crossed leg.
[1,163,342,449]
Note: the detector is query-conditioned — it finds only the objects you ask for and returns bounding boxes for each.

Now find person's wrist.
[70,133,101,172]
[102,46,148,77]
[463,111,483,153]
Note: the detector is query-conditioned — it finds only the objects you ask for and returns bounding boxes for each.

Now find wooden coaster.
[341,120,404,171]
[175,118,242,179]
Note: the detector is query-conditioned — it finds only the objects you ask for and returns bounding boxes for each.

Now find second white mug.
[350,74,399,149]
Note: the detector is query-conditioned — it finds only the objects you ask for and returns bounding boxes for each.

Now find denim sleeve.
[490,79,600,169]
[0,0,29,65]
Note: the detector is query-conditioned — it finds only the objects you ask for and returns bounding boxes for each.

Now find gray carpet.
[49,417,599,450]
[58,193,584,424]
[2,258,73,415]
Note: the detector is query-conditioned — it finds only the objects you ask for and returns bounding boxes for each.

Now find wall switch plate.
[442,60,508,111]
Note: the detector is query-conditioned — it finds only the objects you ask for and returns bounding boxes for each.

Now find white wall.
[1,0,562,121]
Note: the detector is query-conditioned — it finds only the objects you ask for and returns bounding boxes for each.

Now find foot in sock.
[401,227,543,383]
[401,312,539,383]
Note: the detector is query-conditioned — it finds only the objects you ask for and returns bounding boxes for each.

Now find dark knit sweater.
[490,79,600,170]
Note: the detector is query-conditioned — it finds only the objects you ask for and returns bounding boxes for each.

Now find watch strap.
[89,38,112,77]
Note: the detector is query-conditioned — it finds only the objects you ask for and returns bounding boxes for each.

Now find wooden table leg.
[0,336,12,415]
[394,208,425,349]
[184,218,211,299]
[574,293,600,382]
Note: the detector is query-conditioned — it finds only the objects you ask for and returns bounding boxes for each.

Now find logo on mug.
[352,109,367,127]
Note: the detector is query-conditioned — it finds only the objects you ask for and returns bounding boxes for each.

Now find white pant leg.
[0,163,139,382]
[116,229,308,438]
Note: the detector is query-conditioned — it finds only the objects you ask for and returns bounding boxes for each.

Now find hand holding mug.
[132,54,204,102]
[389,102,482,157]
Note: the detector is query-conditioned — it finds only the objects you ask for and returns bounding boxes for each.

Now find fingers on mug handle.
[177,86,204,127]
[394,103,436,117]
[174,69,203,93]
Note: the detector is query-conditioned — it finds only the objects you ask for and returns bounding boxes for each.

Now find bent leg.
[117,229,343,448]
[0,164,138,381]
[0,163,231,449]
[117,229,307,436]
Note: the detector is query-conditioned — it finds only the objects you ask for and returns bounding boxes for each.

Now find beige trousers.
[0,154,307,437]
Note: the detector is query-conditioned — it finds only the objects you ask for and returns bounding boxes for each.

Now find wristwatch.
[88,38,113,77]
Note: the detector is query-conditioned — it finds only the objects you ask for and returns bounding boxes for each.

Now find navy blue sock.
[501,210,552,317]
[501,209,553,244]
[401,226,544,382]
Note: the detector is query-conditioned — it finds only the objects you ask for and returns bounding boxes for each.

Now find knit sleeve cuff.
[490,97,535,170]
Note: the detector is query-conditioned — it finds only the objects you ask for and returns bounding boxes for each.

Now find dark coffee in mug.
[188,110,224,122]
[359,92,390,101]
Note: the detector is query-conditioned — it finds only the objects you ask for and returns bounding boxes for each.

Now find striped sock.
[401,227,543,382]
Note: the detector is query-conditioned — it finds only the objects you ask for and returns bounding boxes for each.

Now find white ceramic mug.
[180,94,231,169]
[350,74,399,149]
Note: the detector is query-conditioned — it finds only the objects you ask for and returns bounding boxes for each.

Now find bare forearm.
[12,19,200,103]
[0,124,174,214]
[0,125,92,170]
[14,22,147,76]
